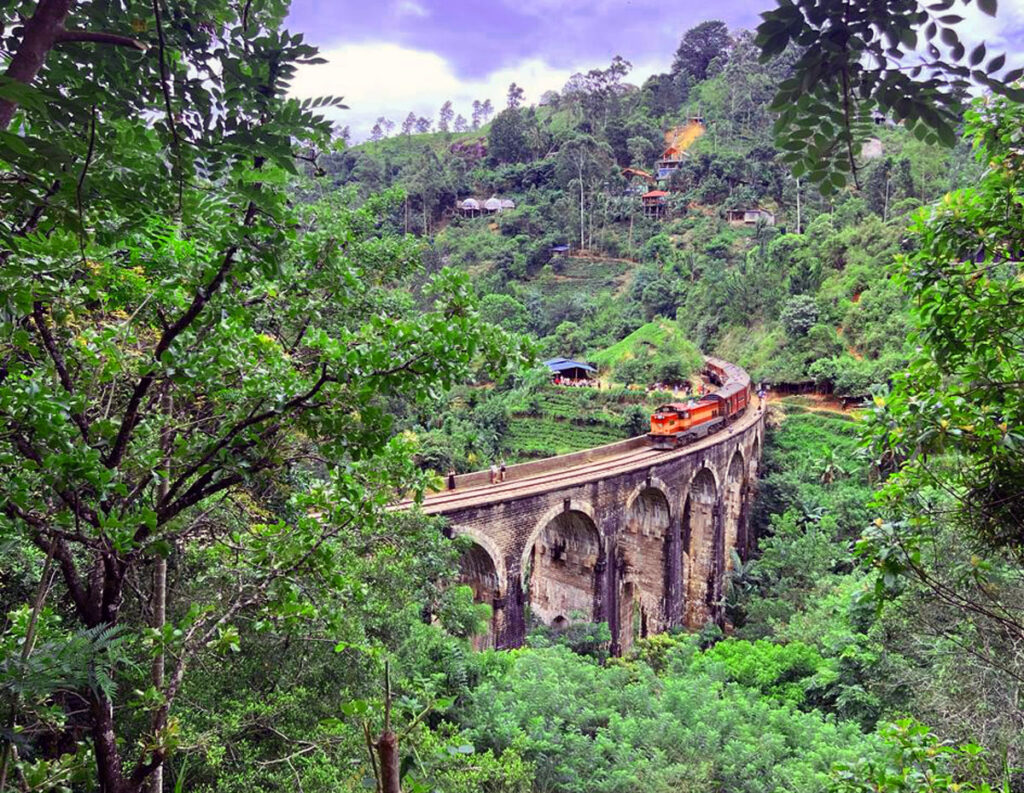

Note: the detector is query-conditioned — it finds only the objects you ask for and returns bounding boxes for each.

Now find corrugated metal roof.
[543,358,596,373]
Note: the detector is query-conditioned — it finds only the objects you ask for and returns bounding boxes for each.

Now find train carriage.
[647,357,752,450]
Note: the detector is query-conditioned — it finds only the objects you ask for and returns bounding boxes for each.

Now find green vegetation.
[589,319,702,385]
[411,370,670,467]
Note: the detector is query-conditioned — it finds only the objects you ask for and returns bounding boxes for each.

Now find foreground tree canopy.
[0,1,527,790]
[757,0,1024,195]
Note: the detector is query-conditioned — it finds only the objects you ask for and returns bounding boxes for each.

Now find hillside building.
[642,190,669,218]
[726,208,775,226]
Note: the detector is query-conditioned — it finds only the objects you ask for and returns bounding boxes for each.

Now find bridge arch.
[619,483,672,653]
[522,501,602,629]
[452,525,508,594]
[682,465,719,627]
[723,450,745,571]
[455,537,503,650]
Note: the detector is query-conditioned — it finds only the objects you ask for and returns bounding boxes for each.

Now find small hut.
[726,208,775,226]
[543,357,597,383]
[459,198,481,217]
[642,190,669,218]
[499,198,516,211]
[483,196,502,213]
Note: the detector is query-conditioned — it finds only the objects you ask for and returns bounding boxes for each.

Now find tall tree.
[471,100,482,130]
[860,94,1024,759]
[555,134,615,250]
[507,82,525,108]
[488,108,530,164]
[402,111,417,136]
[481,99,494,124]
[672,20,731,81]
[415,115,432,134]
[438,100,454,132]
[454,114,468,133]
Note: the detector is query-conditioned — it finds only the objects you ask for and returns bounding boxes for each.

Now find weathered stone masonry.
[449,411,765,655]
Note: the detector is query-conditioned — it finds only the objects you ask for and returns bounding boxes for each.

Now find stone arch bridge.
[398,364,765,656]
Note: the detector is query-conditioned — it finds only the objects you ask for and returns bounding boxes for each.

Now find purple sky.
[287,0,760,79]
[284,1,1024,139]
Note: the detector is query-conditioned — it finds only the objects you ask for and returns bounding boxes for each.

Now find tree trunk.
[578,167,585,250]
[0,0,76,130]
[376,731,400,793]
[92,692,129,793]
[790,178,798,232]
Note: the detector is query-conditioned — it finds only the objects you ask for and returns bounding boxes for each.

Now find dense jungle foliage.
[1,1,1024,793]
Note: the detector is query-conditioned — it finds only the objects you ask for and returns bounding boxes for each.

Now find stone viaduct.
[406,363,766,657]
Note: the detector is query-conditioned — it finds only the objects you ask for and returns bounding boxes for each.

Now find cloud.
[286,0,758,80]
[395,0,428,18]
[289,41,665,140]
[284,3,1024,140]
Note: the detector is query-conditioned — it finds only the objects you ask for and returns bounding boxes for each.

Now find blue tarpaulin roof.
[543,357,596,374]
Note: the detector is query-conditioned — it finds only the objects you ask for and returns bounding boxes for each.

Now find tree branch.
[55,28,148,50]
[104,202,258,471]
[160,364,332,509]
[32,301,89,440]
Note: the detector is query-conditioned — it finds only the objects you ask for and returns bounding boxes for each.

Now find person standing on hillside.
[499,458,507,482]
[489,462,499,484]
[447,468,457,490]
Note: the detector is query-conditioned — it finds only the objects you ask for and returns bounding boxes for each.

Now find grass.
[532,257,633,302]
[504,417,625,460]
[589,319,702,373]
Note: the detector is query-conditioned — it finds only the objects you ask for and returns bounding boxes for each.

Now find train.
[647,357,752,450]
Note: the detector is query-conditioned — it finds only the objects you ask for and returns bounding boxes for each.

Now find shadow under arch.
[451,525,508,595]
[521,502,602,628]
[619,482,672,652]
[455,539,502,650]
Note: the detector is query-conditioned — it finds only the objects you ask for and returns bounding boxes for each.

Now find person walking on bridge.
[499,458,507,482]
[489,462,499,485]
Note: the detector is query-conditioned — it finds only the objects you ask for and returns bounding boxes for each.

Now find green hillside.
[589,318,703,383]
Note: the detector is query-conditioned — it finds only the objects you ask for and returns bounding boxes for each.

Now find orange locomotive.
[647,357,751,450]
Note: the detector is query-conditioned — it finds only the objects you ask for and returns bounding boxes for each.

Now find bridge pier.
[665,511,683,630]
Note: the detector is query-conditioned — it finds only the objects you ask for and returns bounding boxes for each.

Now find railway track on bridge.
[394,393,763,515]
